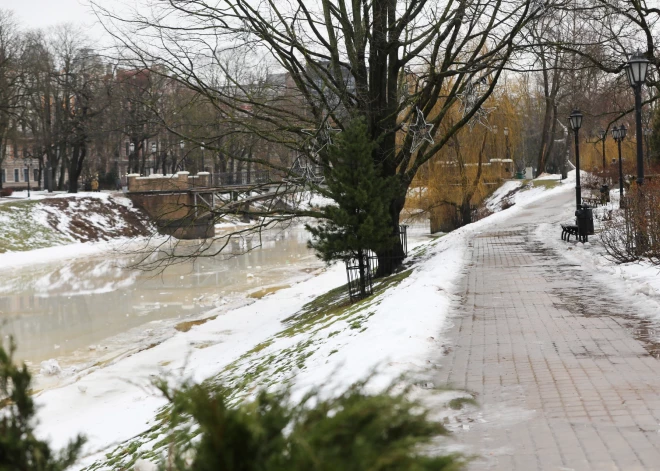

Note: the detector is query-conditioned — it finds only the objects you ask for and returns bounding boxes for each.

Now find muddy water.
[0,226,321,369]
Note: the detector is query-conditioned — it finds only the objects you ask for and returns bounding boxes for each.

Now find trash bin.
[515,171,525,179]
[600,184,610,204]
[575,204,594,240]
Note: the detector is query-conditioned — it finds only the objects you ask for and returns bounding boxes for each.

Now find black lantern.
[569,109,583,131]
[598,129,606,140]
[626,52,649,87]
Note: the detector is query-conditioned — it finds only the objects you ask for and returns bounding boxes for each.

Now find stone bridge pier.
[126,172,216,240]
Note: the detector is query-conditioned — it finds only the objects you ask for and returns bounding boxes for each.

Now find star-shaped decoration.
[405,107,434,153]
[287,155,325,186]
[531,0,547,15]
[301,122,342,155]
[319,121,342,147]
[466,106,496,131]
[456,78,496,131]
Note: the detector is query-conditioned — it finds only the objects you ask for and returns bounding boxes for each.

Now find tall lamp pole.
[625,52,650,185]
[612,125,627,206]
[644,128,652,169]
[504,127,511,177]
[200,142,205,172]
[598,129,607,168]
[24,155,31,198]
[569,109,584,209]
[129,142,135,174]
[151,142,157,176]
[179,140,185,171]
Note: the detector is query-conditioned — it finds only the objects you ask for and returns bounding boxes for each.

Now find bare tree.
[94,0,543,274]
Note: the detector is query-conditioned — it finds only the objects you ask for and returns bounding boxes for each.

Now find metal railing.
[211,170,271,187]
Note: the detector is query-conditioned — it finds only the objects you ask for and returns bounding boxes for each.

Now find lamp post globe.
[569,109,583,131]
[626,51,649,185]
[569,109,583,209]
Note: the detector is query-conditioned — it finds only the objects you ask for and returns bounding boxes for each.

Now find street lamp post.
[129,142,135,174]
[504,127,511,178]
[179,140,185,171]
[151,142,157,176]
[625,51,650,185]
[612,125,627,206]
[598,129,607,168]
[644,128,652,169]
[200,142,205,172]
[569,109,584,209]
[24,157,31,198]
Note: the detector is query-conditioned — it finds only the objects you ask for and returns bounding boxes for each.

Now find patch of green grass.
[531,179,560,190]
[0,200,70,253]
[448,396,478,410]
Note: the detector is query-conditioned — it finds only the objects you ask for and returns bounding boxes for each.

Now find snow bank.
[0,192,150,256]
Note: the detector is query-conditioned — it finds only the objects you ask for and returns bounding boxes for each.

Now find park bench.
[561,223,589,243]
[561,223,578,241]
[582,196,601,207]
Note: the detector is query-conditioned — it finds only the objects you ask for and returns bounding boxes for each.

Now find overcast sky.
[1,0,111,39]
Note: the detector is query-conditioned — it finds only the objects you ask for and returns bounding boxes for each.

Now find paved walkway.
[436,189,660,471]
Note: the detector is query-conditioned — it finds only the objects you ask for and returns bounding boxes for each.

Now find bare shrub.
[600,212,639,263]
[600,180,660,264]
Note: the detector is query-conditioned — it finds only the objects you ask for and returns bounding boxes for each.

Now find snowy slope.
[0,192,150,254]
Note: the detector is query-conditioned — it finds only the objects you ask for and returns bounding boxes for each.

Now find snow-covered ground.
[27,173,582,470]
[0,191,150,256]
[536,184,660,334]
[22,172,660,470]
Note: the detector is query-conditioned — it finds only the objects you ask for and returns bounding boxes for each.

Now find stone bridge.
[126,171,293,239]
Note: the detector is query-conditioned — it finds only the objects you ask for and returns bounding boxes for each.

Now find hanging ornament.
[301,121,342,155]
[287,156,325,186]
[405,107,435,153]
[456,77,496,131]
[531,0,547,15]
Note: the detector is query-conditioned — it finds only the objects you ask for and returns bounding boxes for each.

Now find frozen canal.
[0,226,322,373]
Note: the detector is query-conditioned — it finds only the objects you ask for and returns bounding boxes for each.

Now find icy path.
[436,189,660,470]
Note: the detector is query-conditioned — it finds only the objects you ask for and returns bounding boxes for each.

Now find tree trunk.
[58,146,67,190]
[375,193,406,277]
[460,199,472,226]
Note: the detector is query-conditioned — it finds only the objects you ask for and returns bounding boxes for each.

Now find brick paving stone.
[435,193,660,470]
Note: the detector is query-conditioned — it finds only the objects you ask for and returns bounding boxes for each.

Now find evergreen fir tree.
[0,338,84,471]
[306,117,397,297]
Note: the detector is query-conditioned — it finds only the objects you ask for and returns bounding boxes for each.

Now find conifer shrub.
[306,117,398,297]
[156,379,464,471]
[0,338,85,471]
